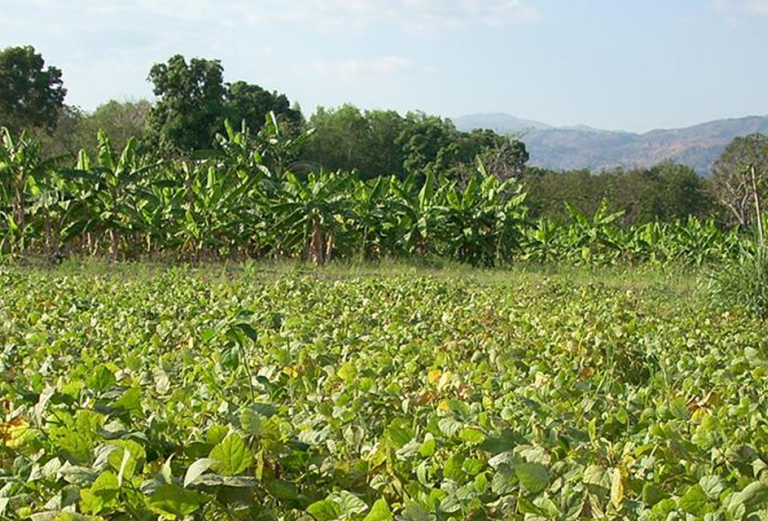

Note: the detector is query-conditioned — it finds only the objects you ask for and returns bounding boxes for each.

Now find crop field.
[2,264,768,520]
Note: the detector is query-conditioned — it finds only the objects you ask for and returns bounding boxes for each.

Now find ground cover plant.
[3,264,768,520]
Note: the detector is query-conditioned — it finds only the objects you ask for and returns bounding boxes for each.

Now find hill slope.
[453,114,768,174]
[454,113,552,133]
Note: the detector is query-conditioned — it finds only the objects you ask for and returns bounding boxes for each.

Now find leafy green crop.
[2,266,768,520]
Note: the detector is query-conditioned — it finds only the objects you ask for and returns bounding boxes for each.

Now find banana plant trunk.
[110,229,119,262]
[12,179,25,233]
[308,215,325,265]
[307,216,336,266]
[325,228,335,264]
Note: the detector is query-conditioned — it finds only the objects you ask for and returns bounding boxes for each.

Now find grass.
[9,254,704,289]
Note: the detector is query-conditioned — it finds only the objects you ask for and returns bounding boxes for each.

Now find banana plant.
[523,217,561,263]
[170,159,265,258]
[349,176,404,260]
[436,160,529,266]
[215,119,274,179]
[270,171,352,264]
[0,127,59,252]
[61,131,158,260]
[254,112,315,178]
[563,200,625,264]
[389,169,446,257]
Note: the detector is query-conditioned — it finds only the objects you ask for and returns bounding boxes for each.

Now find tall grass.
[709,192,768,319]
[709,244,768,319]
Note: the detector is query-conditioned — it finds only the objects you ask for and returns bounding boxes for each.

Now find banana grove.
[0,120,750,266]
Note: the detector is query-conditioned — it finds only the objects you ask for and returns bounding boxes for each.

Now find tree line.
[1,45,767,265]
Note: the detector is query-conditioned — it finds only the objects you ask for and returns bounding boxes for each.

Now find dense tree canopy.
[303,107,529,182]
[525,162,715,225]
[147,54,303,153]
[226,81,303,134]
[37,100,151,159]
[147,55,228,152]
[0,45,67,133]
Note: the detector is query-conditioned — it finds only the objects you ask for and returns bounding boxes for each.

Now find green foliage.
[711,133,768,227]
[2,267,768,518]
[303,107,528,182]
[0,127,60,249]
[147,54,302,153]
[0,45,67,133]
[0,123,756,266]
[709,244,768,318]
[147,54,229,152]
[226,81,303,137]
[525,162,716,225]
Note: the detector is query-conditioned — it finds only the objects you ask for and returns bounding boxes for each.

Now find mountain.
[452,113,768,174]
[453,113,552,133]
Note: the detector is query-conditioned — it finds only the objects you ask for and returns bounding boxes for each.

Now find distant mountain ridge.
[452,113,768,174]
[453,113,552,133]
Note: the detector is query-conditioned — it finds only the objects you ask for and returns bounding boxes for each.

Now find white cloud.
[744,0,768,14]
[210,0,539,32]
[711,0,768,16]
[6,0,537,34]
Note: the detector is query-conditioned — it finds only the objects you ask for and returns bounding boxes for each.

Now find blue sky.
[1,0,766,132]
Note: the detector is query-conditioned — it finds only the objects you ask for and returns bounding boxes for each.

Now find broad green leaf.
[679,484,709,516]
[81,470,119,514]
[240,408,263,437]
[729,481,768,516]
[642,483,666,506]
[307,499,341,521]
[516,462,549,494]
[403,501,430,521]
[184,458,217,488]
[334,491,368,516]
[419,434,436,457]
[364,499,392,521]
[338,361,358,382]
[459,427,485,444]
[206,424,229,445]
[88,366,116,392]
[112,387,141,413]
[699,475,726,500]
[209,433,252,476]
[148,484,204,517]
[107,440,145,484]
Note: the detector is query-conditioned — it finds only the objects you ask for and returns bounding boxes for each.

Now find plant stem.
[751,164,764,246]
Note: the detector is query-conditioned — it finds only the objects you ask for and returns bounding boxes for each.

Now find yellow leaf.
[427,370,442,385]
[611,468,624,509]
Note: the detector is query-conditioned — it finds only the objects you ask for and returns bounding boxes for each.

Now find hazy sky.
[1,0,766,132]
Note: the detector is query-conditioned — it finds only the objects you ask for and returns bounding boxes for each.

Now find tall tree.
[651,162,714,221]
[711,133,768,227]
[303,105,372,174]
[226,81,302,135]
[86,99,151,150]
[0,46,67,133]
[147,55,227,152]
[40,100,152,160]
[396,112,460,175]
